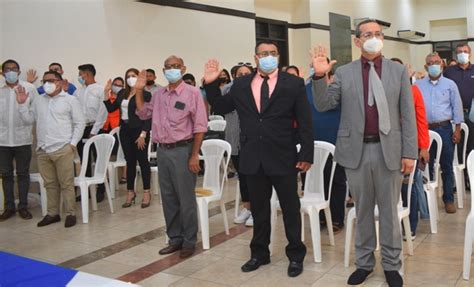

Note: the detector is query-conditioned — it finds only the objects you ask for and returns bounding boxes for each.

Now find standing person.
[311,19,417,286]
[444,43,474,190]
[17,71,85,228]
[417,52,463,214]
[103,69,152,208]
[135,56,208,259]
[27,62,77,95]
[74,64,108,202]
[0,59,38,221]
[102,77,124,133]
[203,40,314,278]
[145,69,160,95]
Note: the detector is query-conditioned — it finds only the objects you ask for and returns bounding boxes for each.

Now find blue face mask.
[164,69,182,83]
[4,71,19,84]
[427,64,442,77]
[258,56,279,74]
[78,76,85,85]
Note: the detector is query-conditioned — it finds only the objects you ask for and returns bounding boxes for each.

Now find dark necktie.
[260,75,270,112]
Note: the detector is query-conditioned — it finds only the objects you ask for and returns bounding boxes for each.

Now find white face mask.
[457,52,470,65]
[43,82,57,95]
[126,76,137,87]
[363,37,384,54]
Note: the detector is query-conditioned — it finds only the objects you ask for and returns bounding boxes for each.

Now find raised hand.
[15,85,29,104]
[26,69,38,84]
[309,45,337,77]
[203,59,221,84]
[104,79,112,100]
[135,70,147,90]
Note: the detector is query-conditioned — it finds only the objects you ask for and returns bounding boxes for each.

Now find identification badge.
[174,101,186,110]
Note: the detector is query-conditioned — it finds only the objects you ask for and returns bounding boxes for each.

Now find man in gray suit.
[311,19,417,286]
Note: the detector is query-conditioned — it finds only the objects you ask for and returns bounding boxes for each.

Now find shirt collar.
[166,80,186,95]
[256,68,278,80]
[361,55,383,68]
[427,75,444,85]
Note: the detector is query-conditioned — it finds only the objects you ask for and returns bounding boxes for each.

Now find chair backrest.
[467,151,474,209]
[453,122,469,166]
[424,130,443,184]
[79,134,115,179]
[109,127,125,163]
[299,141,336,202]
[209,115,224,121]
[201,139,232,197]
[147,130,157,161]
[208,119,227,132]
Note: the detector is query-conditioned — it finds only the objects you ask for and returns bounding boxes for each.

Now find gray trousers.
[345,142,403,271]
[157,144,198,248]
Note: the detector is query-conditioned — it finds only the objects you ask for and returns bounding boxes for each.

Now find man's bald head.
[164,55,184,66]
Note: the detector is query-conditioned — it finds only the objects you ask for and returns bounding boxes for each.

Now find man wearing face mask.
[144,69,161,95]
[416,52,463,214]
[203,40,313,278]
[73,64,108,202]
[444,43,474,190]
[27,62,77,95]
[0,59,39,221]
[135,56,208,259]
[311,19,417,286]
[17,71,85,228]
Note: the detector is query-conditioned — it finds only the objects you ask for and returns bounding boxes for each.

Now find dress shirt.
[444,64,474,110]
[145,84,161,95]
[73,82,107,135]
[251,69,278,112]
[18,91,86,153]
[361,55,382,136]
[412,85,429,149]
[121,99,129,120]
[0,81,39,147]
[416,75,463,124]
[38,82,76,96]
[136,81,208,144]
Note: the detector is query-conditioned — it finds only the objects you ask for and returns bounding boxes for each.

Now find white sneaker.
[234,208,251,224]
[245,214,254,227]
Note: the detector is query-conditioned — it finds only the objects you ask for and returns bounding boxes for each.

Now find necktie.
[368,61,391,135]
[260,76,270,112]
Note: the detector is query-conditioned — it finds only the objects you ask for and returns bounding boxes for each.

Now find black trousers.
[319,157,347,226]
[0,145,31,210]
[119,124,151,191]
[246,166,306,262]
[231,155,249,202]
[77,126,105,193]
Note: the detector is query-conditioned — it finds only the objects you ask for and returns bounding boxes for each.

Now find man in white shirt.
[0,59,39,221]
[17,71,85,228]
[73,64,107,202]
[145,69,161,94]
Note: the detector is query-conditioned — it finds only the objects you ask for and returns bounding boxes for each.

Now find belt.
[85,122,94,127]
[159,139,193,149]
[363,135,380,143]
[429,120,451,129]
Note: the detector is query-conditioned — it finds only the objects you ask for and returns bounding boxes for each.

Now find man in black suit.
[203,40,313,277]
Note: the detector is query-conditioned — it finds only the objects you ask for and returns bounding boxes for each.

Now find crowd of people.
[0,18,473,286]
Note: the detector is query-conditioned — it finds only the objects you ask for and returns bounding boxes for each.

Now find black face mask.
[218,77,229,84]
[146,80,155,86]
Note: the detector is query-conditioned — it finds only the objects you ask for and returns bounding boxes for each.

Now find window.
[255,18,289,67]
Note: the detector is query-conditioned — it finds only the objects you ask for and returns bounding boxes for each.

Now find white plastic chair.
[270,141,336,263]
[106,127,126,199]
[454,122,469,209]
[208,119,226,132]
[196,139,231,249]
[424,130,443,234]
[462,151,474,280]
[208,115,224,121]
[30,173,47,216]
[344,160,417,269]
[75,134,115,223]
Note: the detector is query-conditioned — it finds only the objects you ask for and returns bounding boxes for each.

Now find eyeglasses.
[256,51,279,58]
[3,67,19,72]
[164,64,183,69]
[359,31,384,39]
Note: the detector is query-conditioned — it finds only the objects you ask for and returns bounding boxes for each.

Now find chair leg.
[234,180,240,219]
[455,168,464,209]
[104,178,114,214]
[301,211,305,242]
[270,203,277,256]
[427,188,438,234]
[152,171,159,196]
[463,217,473,280]
[80,184,89,223]
[197,199,210,249]
[324,207,335,246]
[37,178,48,216]
[402,216,414,255]
[308,208,322,263]
[375,220,380,251]
[90,184,98,211]
[220,200,229,235]
[344,208,356,268]
[107,166,115,199]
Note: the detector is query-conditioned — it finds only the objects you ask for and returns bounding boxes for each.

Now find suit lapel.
[261,71,285,114]
[352,60,365,116]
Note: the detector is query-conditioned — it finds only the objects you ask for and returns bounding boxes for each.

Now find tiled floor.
[2,176,474,286]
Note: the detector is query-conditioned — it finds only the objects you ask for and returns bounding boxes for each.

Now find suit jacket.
[312,57,418,171]
[205,71,314,176]
[103,90,152,132]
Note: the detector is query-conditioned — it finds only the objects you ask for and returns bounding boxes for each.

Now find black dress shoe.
[37,215,61,227]
[287,261,303,277]
[347,269,373,285]
[158,244,182,255]
[241,258,270,272]
[384,270,403,287]
[179,246,195,259]
[0,209,16,221]
[18,208,32,220]
[64,215,77,228]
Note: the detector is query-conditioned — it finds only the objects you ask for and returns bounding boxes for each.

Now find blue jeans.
[429,124,455,203]
[402,168,425,234]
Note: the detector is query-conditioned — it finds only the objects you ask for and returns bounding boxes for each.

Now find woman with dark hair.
[103,68,152,208]
[285,65,300,77]
[218,69,231,89]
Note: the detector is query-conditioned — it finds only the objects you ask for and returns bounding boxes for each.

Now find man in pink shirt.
[135,55,208,259]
